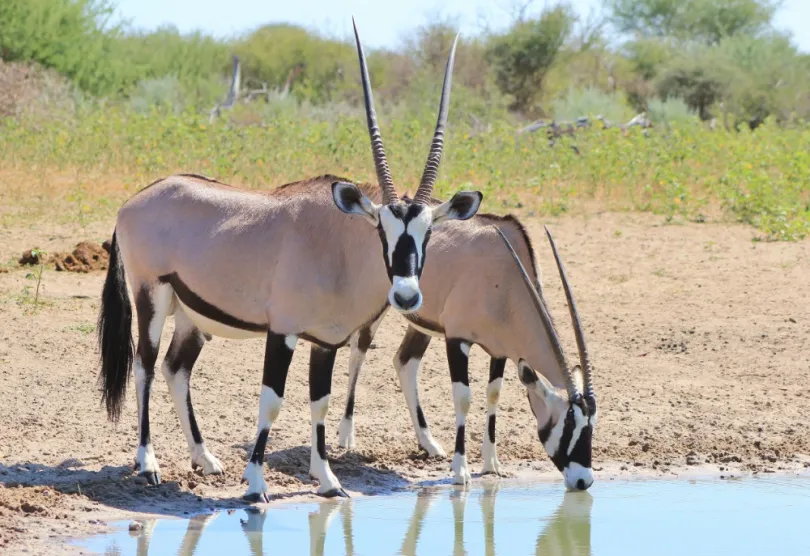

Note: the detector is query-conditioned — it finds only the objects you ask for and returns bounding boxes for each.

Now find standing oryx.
[96,19,482,501]
[337,219,597,491]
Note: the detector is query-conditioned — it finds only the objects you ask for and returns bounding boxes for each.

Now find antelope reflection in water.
[119,485,593,556]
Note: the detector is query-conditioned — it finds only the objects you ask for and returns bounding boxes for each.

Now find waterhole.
[78,477,810,555]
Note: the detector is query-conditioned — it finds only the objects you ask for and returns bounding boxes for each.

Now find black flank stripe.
[159,273,266,332]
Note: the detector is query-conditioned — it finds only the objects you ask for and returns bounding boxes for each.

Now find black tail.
[97,231,133,422]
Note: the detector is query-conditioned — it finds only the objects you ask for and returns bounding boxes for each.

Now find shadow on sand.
[0,444,410,519]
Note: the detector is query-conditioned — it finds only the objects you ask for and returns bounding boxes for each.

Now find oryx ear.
[571,364,584,396]
[518,359,562,402]
[332,181,380,226]
[432,191,483,225]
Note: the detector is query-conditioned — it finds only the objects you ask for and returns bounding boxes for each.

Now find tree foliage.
[608,0,780,44]
[486,5,576,114]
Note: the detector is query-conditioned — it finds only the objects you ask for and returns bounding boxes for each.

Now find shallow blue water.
[79,477,810,555]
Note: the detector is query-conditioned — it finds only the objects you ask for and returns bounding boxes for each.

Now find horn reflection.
[115,485,593,556]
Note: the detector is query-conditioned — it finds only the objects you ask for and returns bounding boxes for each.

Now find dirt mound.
[52,241,110,272]
[0,59,75,118]
[19,241,110,273]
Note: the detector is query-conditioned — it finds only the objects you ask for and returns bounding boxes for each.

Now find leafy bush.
[486,5,576,114]
[647,97,696,124]
[129,75,185,114]
[3,102,808,241]
[0,0,123,96]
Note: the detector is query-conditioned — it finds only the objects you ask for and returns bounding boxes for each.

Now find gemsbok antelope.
[96,19,482,501]
[337,224,597,491]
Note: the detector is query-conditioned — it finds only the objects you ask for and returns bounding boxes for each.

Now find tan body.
[117,174,390,346]
[408,215,560,378]
[96,20,484,501]
[339,207,597,490]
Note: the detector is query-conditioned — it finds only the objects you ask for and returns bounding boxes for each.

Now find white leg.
[338,314,385,450]
[243,333,296,502]
[161,310,223,475]
[134,357,160,480]
[310,395,343,495]
[162,361,224,475]
[242,385,284,500]
[482,377,503,475]
[133,284,173,484]
[451,382,472,485]
[395,355,446,457]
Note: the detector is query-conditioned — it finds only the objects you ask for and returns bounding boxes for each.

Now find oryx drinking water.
[96,19,482,501]
[337,221,597,490]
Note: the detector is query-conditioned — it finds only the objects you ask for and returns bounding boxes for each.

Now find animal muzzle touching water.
[564,462,594,491]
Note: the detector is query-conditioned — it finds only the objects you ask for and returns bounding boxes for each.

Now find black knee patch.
[316,424,327,460]
[250,429,269,465]
[454,425,466,456]
[416,405,428,429]
[344,395,355,419]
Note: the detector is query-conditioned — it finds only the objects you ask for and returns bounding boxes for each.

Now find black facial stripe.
[543,407,593,471]
[550,412,575,471]
[538,418,553,445]
[381,203,430,280]
[568,424,593,468]
[390,234,418,278]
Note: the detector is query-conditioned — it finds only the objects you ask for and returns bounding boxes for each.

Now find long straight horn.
[413,33,460,205]
[544,226,593,398]
[352,17,397,205]
[493,227,578,400]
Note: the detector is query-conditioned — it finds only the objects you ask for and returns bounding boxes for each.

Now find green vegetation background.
[0,0,808,240]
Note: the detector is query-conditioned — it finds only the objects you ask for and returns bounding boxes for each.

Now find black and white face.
[332,182,482,313]
[518,360,597,491]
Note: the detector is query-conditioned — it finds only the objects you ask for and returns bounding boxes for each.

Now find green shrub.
[551,87,632,122]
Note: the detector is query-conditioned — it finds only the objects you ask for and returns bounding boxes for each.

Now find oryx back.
[116,174,390,346]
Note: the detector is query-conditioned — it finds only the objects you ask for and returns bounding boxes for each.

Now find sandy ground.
[0,212,808,555]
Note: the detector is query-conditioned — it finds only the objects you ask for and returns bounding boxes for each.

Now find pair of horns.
[494,226,594,401]
[352,17,458,205]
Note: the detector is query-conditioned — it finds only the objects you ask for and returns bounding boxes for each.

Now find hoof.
[243,492,270,504]
[140,471,161,485]
[481,470,502,477]
[319,488,350,499]
[193,461,224,476]
[419,444,447,459]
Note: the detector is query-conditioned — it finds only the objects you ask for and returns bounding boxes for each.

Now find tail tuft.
[97,231,133,422]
